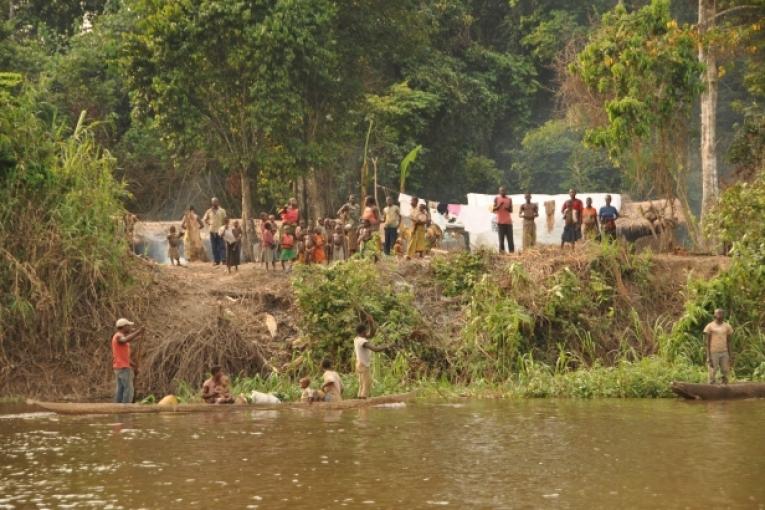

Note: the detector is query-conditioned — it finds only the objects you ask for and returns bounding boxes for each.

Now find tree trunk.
[699,0,719,235]
[240,170,255,261]
[304,167,325,224]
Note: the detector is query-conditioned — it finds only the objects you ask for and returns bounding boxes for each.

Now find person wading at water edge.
[561,188,583,250]
[203,197,227,265]
[493,186,514,253]
[353,323,388,399]
[112,318,143,403]
[704,309,734,384]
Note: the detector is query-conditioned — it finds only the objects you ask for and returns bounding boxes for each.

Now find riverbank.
[7,242,762,401]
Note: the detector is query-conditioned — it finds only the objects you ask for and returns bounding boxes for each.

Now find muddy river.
[1,399,763,509]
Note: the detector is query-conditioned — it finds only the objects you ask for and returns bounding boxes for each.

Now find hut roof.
[617,197,687,230]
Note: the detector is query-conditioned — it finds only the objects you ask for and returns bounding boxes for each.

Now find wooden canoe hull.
[26,393,414,415]
[671,382,765,400]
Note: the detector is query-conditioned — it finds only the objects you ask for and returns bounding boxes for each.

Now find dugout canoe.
[26,393,414,415]
[671,382,765,400]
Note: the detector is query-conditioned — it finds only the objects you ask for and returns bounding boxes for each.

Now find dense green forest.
[1,0,761,222]
[1,0,765,397]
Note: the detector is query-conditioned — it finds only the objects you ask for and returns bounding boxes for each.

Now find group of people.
[298,323,388,402]
[109,315,389,404]
[170,197,243,272]
[168,192,444,273]
[110,305,736,406]
[492,187,621,253]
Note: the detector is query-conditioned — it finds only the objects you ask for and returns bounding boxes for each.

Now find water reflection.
[1,400,764,509]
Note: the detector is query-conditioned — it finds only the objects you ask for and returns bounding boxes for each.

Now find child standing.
[299,377,324,402]
[313,227,327,264]
[332,224,346,262]
[167,225,183,266]
[220,218,241,273]
[261,222,276,271]
[279,227,296,272]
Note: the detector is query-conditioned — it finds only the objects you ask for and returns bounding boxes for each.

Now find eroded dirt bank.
[3,247,729,399]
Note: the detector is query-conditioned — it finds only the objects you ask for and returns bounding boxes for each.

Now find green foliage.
[569,0,703,216]
[510,120,621,193]
[459,276,533,382]
[706,170,765,247]
[0,79,134,371]
[291,259,427,371]
[431,250,488,296]
[728,106,765,179]
[399,143,423,192]
[513,356,706,398]
[665,173,765,375]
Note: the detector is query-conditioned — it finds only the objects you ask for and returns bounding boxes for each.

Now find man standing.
[382,196,401,255]
[493,186,514,253]
[704,309,734,384]
[561,188,583,250]
[598,194,620,241]
[203,197,227,265]
[518,193,538,251]
[353,323,387,399]
[112,318,143,403]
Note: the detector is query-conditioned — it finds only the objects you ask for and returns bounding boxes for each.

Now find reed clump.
[0,79,153,396]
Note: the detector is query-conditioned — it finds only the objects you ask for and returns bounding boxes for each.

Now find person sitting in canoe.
[202,366,234,404]
[704,309,734,384]
[299,377,324,402]
[320,359,343,402]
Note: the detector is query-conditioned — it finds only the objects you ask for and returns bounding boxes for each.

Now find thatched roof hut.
[617,197,688,249]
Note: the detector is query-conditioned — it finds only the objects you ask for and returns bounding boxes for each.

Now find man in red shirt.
[493,186,514,253]
[112,318,143,403]
[561,188,584,250]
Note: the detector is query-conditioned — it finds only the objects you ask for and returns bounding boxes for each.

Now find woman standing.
[406,197,427,259]
[220,218,241,273]
[180,206,208,262]
[362,196,382,255]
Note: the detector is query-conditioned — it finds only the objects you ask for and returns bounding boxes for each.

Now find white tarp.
[397,191,622,252]
[462,193,622,251]
[398,193,450,230]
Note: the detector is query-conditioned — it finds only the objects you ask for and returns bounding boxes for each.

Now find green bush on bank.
[0,77,135,381]
[291,259,446,374]
[663,172,765,377]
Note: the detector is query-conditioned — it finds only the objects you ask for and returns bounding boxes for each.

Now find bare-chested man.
[202,366,234,404]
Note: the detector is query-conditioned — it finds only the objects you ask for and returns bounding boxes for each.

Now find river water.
[1,399,763,509]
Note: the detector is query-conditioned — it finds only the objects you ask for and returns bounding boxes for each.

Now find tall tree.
[121,0,334,258]
[567,0,704,243]
[698,0,719,228]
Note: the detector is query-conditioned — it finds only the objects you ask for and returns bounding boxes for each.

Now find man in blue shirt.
[598,195,619,240]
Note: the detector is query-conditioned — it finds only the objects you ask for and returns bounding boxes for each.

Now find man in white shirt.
[353,323,388,399]
[203,197,227,265]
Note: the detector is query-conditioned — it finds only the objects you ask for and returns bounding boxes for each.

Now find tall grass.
[0,78,146,393]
